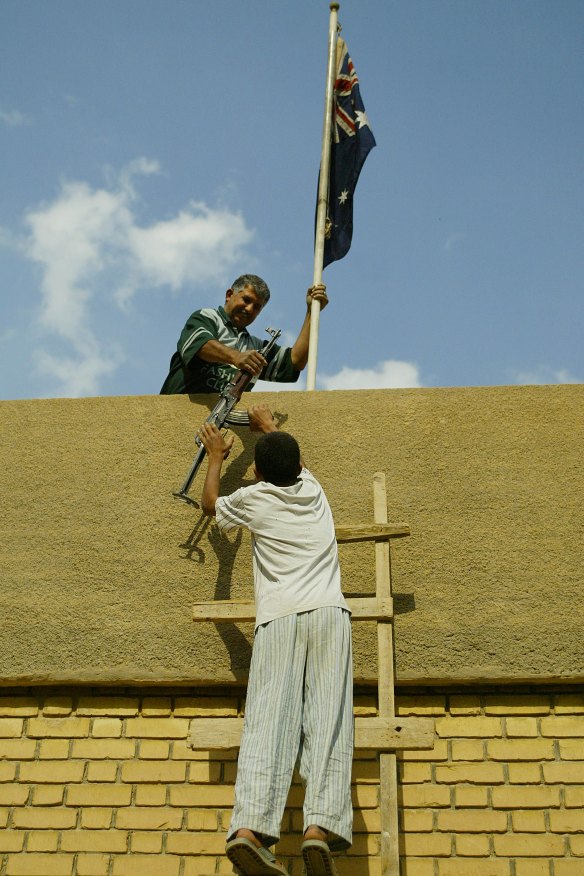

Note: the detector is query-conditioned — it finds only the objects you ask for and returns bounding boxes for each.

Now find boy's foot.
[301,826,337,876]
[226,829,289,876]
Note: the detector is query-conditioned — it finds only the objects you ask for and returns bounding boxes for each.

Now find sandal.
[226,836,289,875]
[301,838,337,876]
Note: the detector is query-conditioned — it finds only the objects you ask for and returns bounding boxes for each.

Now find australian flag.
[321,38,376,267]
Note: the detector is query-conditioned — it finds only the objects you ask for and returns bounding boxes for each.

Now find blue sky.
[1,0,582,399]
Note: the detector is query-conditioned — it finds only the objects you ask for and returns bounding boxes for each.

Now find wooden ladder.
[189,472,436,875]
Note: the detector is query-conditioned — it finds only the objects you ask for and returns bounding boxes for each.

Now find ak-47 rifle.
[173,326,282,505]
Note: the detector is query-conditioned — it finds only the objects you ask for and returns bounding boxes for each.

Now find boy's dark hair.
[254,431,301,486]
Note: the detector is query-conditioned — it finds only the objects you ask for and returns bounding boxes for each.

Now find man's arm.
[196,341,267,376]
[199,425,235,516]
[289,284,329,371]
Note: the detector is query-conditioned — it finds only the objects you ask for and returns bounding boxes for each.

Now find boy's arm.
[248,404,305,469]
[199,424,234,516]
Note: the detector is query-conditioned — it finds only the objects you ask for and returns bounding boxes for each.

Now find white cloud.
[21,159,255,397]
[513,367,581,386]
[319,359,423,390]
[0,108,30,127]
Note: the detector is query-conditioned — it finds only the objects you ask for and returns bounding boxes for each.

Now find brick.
[0,718,23,737]
[0,785,29,805]
[396,861,434,876]
[569,835,584,854]
[454,834,490,856]
[39,738,70,759]
[0,738,36,760]
[515,862,550,876]
[353,694,377,716]
[170,784,235,807]
[511,810,546,832]
[20,760,84,783]
[559,739,584,759]
[0,808,7,827]
[76,854,111,875]
[116,807,183,830]
[484,695,550,715]
[435,762,505,784]
[135,784,167,806]
[72,739,135,759]
[112,856,180,875]
[141,696,171,716]
[437,810,507,833]
[125,718,189,739]
[448,695,482,716]
[13,807,78,829]
[451,740,484,761]
[544,762,584,783]
[87,761,118,782]
[436,717,502,738]
[541,716,584,737]
[400,808,433,832]
[508,762,542,783]
[6,853,75,874]
[556,863,584,876]
[175,696,238,717]
[400,739,449,761]
[77,696,139,716]
[81,808,113,829]
[401,832,452,856]
[399,762,431,783]
[130,831,163,853]
[0,762,16,782]
[67,784,132,806]
[438,862,510,876]
[555,694,584,714]
[454,786,488,808]
[493,833,564,856]
[121,761,186,783]
[0,697,38,716]
[43,696,73,716]
[401,784,451,808]
[28,717,90,738]
[61,830,128,852]
[550,810,584,832]
[0,830,25,852]
[92,718,122,738]
[505,717,539,737]
[565,787,584,808]
[139,740,170,759]
[187,809,220,831]
[26,831,59,852]
[396,695,446,716]
[167,831,227,855]
[511,809,546,833]
[487,739,555,760]
[352,760,380,783]
[32,785,64,805]
[492,785,560,808]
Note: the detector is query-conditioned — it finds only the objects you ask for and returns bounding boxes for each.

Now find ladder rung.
[192,596,393,623]
[335,524,410,542]
[188,716,434,751]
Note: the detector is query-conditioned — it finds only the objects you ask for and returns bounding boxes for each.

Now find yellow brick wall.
[0,688,582,875]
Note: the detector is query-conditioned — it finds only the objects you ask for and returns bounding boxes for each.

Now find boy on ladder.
[200,403,353,876]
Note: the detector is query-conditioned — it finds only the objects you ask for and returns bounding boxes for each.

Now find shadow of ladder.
[189,471,436,875]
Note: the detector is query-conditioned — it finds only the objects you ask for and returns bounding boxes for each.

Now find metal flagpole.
[306,1,339,392]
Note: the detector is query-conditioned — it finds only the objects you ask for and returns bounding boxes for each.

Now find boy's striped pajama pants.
[228,606,353,850]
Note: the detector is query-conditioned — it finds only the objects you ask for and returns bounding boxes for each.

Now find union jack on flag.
[322,37,376,267]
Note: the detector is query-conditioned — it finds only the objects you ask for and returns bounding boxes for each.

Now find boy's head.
[254,431,301,486]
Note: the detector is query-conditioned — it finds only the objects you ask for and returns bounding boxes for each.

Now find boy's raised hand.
[199,423,235,459]
[248,404,277,434]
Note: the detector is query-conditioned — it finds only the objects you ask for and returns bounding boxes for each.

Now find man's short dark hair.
[232,274,270,304]
[254,431,301,486]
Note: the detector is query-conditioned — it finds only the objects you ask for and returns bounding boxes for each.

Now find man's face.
[224,285,265,329]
